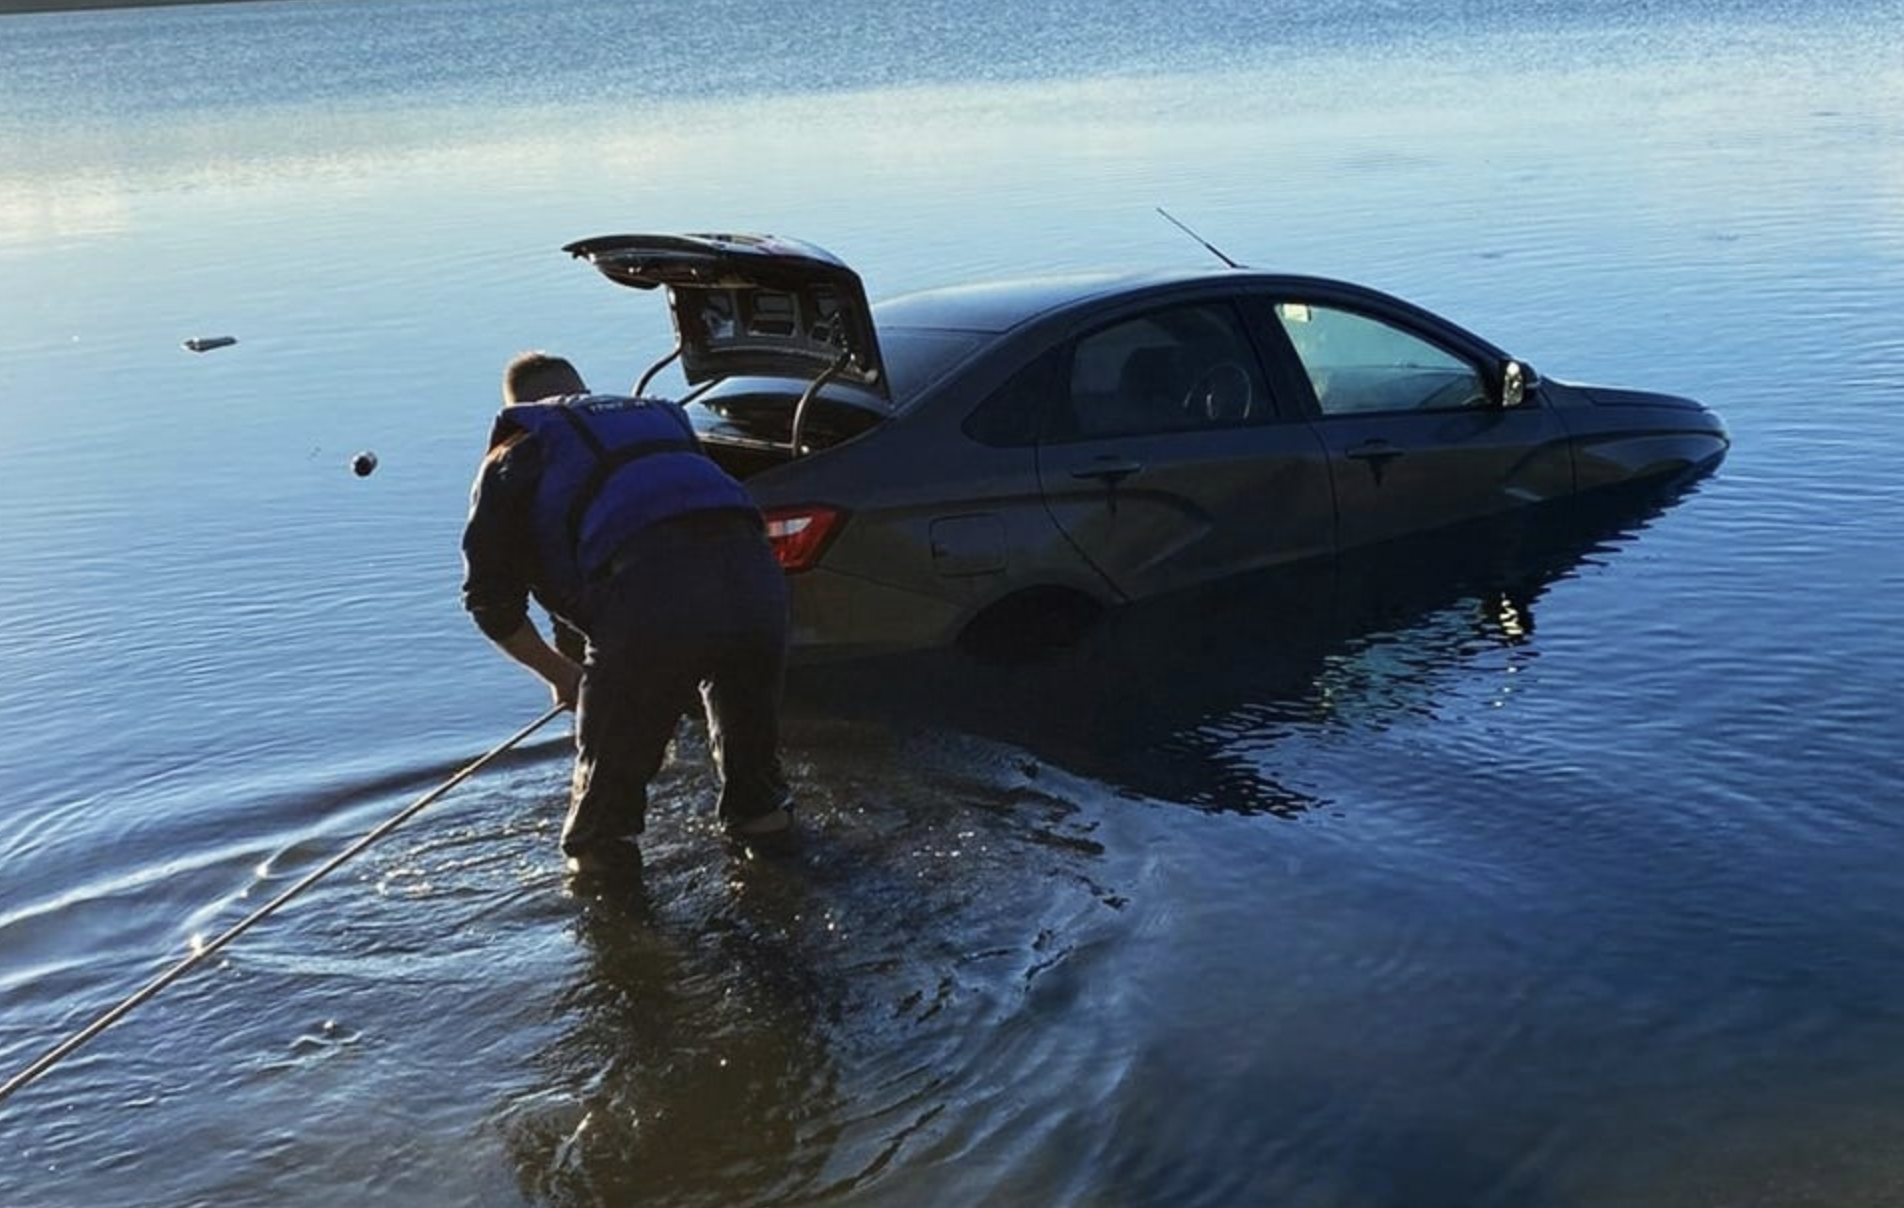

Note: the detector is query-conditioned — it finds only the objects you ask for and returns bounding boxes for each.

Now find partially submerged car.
[565,232,1728,662]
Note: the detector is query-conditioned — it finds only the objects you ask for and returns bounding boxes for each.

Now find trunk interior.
[690,389,886,481]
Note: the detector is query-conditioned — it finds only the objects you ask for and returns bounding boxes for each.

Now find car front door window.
[1273,302,1488,414]
[1063,304,1268,439]
[1264,301,1573,550]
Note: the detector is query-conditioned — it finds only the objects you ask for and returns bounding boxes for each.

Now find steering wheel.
[1181,362,1253,422]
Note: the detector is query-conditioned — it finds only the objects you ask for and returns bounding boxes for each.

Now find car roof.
[872,266,1511,366]
[872,268,1230,333]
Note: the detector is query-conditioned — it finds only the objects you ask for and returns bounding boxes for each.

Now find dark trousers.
[562,514,790,853]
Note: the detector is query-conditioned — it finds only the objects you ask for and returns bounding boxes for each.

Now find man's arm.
[491,619,582,710]
[550,616,588,663]
[461,436,582,708]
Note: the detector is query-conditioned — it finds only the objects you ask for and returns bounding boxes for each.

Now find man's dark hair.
[503,351,588,404]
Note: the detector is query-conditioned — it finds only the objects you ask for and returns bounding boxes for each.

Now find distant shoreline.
[1,0,275,12]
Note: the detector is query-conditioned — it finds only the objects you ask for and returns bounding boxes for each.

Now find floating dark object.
[182,335,237,353]
[351,451,379,477]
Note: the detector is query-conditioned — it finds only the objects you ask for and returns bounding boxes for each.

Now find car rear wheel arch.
[955,585,1107,661]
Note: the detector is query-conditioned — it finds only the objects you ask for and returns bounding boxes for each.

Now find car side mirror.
[1501,359,1533,408]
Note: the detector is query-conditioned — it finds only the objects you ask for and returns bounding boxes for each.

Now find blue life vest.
[498,395,758,620]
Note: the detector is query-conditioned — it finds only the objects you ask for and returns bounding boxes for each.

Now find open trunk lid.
[565,232,891,408]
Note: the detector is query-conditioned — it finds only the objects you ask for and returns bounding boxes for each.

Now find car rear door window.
[1272,303,1490,415]
[964,350,1061,447]
[1058,303,1269,440]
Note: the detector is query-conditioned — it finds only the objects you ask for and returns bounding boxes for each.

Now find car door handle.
[1070,457,1144,486]
[1346,441,1404,465]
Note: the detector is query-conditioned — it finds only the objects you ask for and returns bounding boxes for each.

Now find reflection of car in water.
[786,473,1717,815]
[566,231,1729,663]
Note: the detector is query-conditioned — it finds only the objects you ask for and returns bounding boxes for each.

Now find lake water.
[3,1,1903,1205]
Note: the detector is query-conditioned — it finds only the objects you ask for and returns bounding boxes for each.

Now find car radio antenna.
[1156,207,1243,268]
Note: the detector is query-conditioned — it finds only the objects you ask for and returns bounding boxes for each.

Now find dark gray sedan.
[566,233,1728,662]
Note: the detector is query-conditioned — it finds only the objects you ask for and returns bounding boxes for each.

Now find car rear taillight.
[762,505,846,573]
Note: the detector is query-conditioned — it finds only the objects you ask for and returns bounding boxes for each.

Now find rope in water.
[0,704,566,1108]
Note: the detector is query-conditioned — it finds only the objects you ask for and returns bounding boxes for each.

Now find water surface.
[2,2,1903,1205]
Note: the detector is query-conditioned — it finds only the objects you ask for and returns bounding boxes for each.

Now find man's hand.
[548,659,583,712]
[495,621,585,711]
